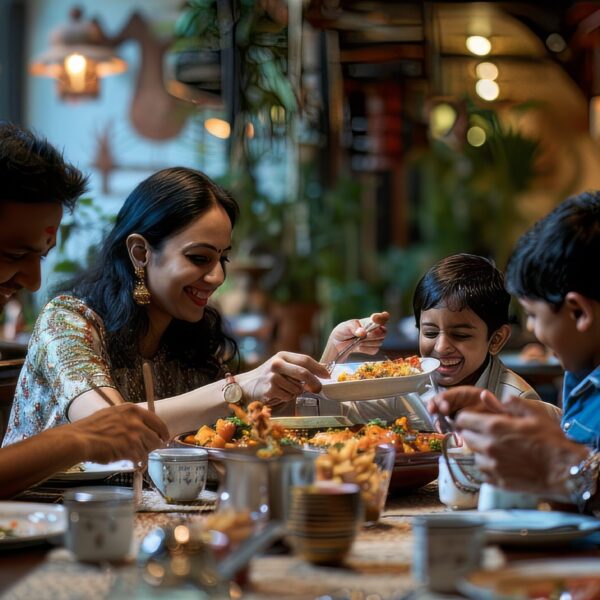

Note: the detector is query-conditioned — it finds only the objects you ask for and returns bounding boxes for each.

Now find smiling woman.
[2,167,388,445]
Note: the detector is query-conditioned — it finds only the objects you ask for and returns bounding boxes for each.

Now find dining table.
[2,475,600,600]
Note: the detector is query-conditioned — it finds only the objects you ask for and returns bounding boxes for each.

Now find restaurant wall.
[24,0,228,305]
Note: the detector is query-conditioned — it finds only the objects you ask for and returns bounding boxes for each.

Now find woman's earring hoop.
[133,266,151,305]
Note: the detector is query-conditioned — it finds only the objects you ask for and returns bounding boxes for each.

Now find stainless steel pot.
[217,450,316,522]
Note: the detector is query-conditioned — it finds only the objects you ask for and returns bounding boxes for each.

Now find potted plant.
[173,1,328,353]
[414,102,541,270]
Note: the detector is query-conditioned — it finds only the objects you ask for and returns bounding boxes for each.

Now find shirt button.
[564,422,571,430]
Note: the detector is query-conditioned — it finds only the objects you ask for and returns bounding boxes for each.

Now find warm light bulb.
[64,53,87,93]
[475,79,500,101]
[467,126,486,147]
[475,62,498,80]
[466,36,492,56]
[205,118,231,139]
[65,53,87,75]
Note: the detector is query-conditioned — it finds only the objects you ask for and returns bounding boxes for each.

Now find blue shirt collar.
[564,364,600,400]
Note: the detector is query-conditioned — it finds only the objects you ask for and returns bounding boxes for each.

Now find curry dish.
[183,414,443,455]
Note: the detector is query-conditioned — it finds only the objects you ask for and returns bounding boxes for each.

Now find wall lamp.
[29,6,195,141]
[30,7,126,100]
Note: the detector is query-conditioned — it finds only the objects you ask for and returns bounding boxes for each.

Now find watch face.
[224,382,243,404]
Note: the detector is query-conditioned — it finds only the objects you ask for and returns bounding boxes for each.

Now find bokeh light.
[467,126,486,146]
[429,103,457,138]
[205,118,231,139]
[475,79,499,101]
[475,61,498,80]
[466,35,492,56]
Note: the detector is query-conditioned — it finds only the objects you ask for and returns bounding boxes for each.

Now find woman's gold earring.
[133,266,151,305]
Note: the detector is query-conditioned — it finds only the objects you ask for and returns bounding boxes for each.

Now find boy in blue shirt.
[507,193,600,447]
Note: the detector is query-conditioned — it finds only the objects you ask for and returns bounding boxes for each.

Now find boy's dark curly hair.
[506,191,600,307]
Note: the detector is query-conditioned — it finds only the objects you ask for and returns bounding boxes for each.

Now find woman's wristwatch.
[565,451,600,513]
[222,372,244,406]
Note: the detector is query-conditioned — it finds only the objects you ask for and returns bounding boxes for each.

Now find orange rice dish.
[337,355,422,382]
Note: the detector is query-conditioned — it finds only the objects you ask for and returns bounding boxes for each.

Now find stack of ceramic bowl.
[286,482,362,565]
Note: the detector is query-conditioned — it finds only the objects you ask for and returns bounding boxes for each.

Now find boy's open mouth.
[436,357,462,376]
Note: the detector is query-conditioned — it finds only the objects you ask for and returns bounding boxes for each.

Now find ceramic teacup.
[438,451,483,510]
[477,482,540,511]
[64,486,134,562]
[412,514,485,593]
[148,447,208,503]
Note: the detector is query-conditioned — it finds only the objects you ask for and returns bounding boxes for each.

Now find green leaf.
[53,259,81,273]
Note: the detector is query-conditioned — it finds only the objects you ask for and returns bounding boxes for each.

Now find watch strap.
[222,372,244,405]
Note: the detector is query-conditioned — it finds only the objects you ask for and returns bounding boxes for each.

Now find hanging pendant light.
[30,7,126,100]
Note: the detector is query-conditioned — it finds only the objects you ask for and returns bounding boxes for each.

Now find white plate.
[460,558,600,599]
[51,460,134,481]
[0,502,66,548]
[464,509,600,545]
[320,357,440,402]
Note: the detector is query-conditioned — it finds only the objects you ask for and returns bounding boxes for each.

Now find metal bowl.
[174,428,439,492]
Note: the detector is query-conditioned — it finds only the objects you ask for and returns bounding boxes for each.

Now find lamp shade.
[30,7,126,99]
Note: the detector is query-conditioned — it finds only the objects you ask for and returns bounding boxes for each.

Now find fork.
[325,320,381,374]
[436,413,455,434]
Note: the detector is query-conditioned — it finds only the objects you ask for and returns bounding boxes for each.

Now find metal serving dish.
[174,419,439,492]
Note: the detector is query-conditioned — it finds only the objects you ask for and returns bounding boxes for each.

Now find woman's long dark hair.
[68,167,240,376]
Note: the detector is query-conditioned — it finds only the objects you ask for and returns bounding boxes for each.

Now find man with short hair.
[0,122,168,498]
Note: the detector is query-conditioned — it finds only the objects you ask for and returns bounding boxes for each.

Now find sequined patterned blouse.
[2,295,215,446]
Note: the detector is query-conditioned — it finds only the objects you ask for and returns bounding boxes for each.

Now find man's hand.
[427,385,505,419]
[71,403,169,464]
[455,396,588,495]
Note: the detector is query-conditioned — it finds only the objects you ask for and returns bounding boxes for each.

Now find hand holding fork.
[322,311,389,374]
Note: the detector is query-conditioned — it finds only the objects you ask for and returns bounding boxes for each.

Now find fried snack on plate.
[315,438,388,522]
